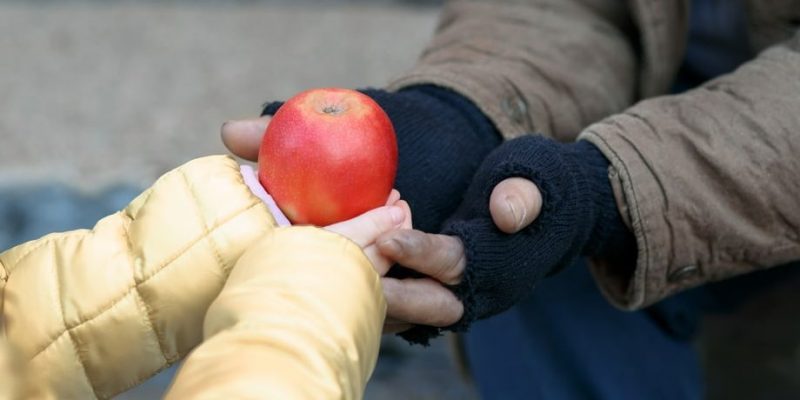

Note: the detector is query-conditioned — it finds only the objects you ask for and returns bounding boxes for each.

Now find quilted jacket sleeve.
[164,227,386,400]
[0,156,276,399]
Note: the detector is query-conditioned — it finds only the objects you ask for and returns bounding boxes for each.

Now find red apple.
[258,88,398,226]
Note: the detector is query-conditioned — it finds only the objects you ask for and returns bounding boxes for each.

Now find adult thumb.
[489,177,542,234]
[221,116,271,161]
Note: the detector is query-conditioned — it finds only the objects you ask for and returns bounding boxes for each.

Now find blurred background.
[0,0,442,189]
[0,0,475,398]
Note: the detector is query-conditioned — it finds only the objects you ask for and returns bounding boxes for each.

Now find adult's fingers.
[377,230,464,285]
[381,277,464,327]
[220,116,271,161]
[383,322,415,335]
[489,177,542,234]
[326,206,406,248]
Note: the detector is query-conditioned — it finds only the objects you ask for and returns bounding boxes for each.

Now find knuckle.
[398,231,426,257]
[432,296,461,326]
[434,236,465,283]
[383,280,411,314]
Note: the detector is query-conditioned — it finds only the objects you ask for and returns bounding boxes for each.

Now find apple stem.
[322,105,342,115]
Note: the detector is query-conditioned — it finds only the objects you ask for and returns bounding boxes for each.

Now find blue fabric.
[464,260,704,400]
[673,0,752,92]
[465,259,800,400]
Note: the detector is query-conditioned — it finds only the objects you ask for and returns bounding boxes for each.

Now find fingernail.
[505,195,526,230]
[389,206,404,225]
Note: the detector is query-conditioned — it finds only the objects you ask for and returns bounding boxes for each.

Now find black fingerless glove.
[262,86,502,233]
[442,135,636,332]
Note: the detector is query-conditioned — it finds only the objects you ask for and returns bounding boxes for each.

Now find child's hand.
[325,190,412,275]
[244,163,411,273]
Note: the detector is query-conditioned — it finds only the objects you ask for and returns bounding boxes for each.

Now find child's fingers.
[385,189,401,206]
[325,206,405,248]
[381,277,464,327]
[361,244,391,276]
[397,200,413,230]
[382,322,414,334]
[384,191,412,230]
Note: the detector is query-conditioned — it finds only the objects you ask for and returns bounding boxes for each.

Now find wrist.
[564,141,636,259]
[398,85,501,148]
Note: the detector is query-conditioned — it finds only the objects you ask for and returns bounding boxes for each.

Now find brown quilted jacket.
[389,0,800,309]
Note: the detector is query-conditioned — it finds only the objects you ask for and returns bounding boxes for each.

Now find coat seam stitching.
[8,231,85,272]
[27,201,261,361]
[127,198,173,363]
[126,188,155,220]
[132,288,172,364]
[116,215,176,383]
[66,329,101,400]
[53,253,100,399]
[178,169,228,275]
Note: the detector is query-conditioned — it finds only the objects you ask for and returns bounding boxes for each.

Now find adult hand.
[435,135,631,335]
[227,115,540,231]
[220,86,513,340]
[376,135,634,345]
[226,122,541,336]
[221,86,501,233]
[313,178,543,337]
[373,178,542,339]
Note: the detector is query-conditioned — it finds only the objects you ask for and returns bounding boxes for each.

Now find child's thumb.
[326,206,406,248]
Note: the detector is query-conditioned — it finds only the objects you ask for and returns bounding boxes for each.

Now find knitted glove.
[261,86,501,233]
[442,135,636,332]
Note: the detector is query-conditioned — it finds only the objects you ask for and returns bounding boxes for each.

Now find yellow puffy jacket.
[0,156,385,399]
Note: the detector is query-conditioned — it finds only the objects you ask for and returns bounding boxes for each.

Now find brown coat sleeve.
[388,0,638,141]
[582,31,800,310]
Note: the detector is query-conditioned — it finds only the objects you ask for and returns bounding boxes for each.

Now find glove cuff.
[566,141,636,259]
